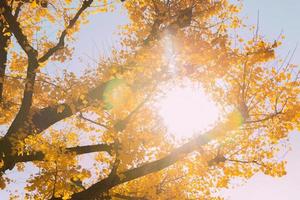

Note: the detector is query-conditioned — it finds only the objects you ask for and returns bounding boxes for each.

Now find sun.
[157,81,220,139]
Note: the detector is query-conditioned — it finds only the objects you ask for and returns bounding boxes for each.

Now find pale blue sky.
[223,1,300,199]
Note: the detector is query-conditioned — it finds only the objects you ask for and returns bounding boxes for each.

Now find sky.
[1,0,300,199]
[66,1,300,199]
[223,0,300,199]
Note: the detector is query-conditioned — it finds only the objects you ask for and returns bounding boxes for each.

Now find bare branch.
[79,113,109,129]
[226,158,266,167]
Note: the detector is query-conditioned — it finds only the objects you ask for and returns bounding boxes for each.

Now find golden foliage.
[0,0,299,199]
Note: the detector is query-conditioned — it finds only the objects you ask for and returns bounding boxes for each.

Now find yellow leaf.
[57,105,65,113]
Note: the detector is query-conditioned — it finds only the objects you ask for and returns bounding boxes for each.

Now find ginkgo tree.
[0,0,299,199]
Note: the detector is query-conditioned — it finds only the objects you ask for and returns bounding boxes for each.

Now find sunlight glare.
[157,82,220,139]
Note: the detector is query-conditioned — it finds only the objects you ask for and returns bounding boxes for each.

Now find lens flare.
[157,81,220,139]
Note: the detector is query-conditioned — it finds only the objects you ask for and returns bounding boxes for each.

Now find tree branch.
[67,121,231,200]
[0,78,147,173]
[3,0,96,141]
[38,0,94,63]
[0,0,37,57]
[245,111,283,124]
[0,1,22,102]
[79,112,109,129]
[0,143,113,172]
[2,0,95,140]
[14,2,23,18]
[1,0,40,167]
[112,193,147,200]
[0,18,10,102]
[28,81,108,135]
[226,158,266,167]
[143,6,193,45]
